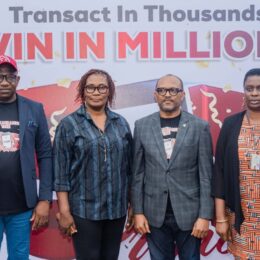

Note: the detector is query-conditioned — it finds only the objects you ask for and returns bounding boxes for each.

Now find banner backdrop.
[1,0,259,259]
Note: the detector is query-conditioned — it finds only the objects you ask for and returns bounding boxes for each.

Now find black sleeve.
[211,120,229,199]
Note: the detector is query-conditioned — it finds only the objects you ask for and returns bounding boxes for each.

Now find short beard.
[159,104,178,113]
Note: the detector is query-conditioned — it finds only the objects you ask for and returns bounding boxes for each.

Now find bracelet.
[216,219,228,223]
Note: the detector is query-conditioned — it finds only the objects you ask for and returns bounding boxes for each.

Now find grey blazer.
[131,111,213,230]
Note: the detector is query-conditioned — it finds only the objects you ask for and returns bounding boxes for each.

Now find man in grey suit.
[131,74,213,260]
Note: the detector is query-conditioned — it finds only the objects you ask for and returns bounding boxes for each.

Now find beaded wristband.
[216,219,228,223]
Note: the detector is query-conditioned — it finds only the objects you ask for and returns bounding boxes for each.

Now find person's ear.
[16,75,20,86]
[153,91,158,103]
[181,91,185,101]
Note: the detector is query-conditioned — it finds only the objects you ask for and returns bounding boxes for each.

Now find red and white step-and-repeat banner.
[1,0,259,259]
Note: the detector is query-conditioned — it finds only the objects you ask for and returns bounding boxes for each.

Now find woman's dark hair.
[75,69,115,107]
[243,68,260,86]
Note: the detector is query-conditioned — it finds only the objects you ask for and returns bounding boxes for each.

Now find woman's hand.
[216,221,231,241]
[56,211,77,236]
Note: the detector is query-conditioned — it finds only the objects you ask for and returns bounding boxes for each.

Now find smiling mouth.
[0,89,11,92]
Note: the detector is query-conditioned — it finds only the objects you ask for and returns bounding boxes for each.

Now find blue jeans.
[147,212,201,260]
[0,210,33,260]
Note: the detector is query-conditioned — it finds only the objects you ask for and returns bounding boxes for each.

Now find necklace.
[87,110,107,162]
[246,111,260,126]
[245,112,260,170]
[98,128,107,162]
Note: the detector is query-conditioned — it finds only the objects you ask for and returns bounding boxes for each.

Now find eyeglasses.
[156,87,183,96]
[244,86,260,93]
[85,84,108,94]
[0,74,17,84]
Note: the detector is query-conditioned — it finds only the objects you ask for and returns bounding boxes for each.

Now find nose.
[165,90,171,97]
[93,88,100,94]
[0,77,9,86]
[251,88,260,96]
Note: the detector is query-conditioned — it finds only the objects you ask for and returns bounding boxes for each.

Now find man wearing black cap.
[0,55,53,259]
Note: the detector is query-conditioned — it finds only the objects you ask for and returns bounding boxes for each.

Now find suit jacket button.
[164,190,168,194]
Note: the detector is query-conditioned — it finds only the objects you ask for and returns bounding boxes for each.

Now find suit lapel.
[151,112,168,165]
[168,112,189,167]
[18,95,28,148]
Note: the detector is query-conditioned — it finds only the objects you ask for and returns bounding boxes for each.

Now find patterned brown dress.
[227,117,260,260]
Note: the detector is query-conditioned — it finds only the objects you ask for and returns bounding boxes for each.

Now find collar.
[76,105,119,121]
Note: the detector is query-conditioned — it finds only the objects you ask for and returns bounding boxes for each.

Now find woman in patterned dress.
[212,68,260,259]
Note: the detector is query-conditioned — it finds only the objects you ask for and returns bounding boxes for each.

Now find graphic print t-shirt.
[0,101,28,215]
[160,115,181,160]
[161,115,181,213]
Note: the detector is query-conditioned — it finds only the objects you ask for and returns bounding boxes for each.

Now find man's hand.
[31,200,50,230]
[134,214,150,235]
[191,218,209,239]
[215,221,231,241]
[125,206,134,231]
[56,211,77,236]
